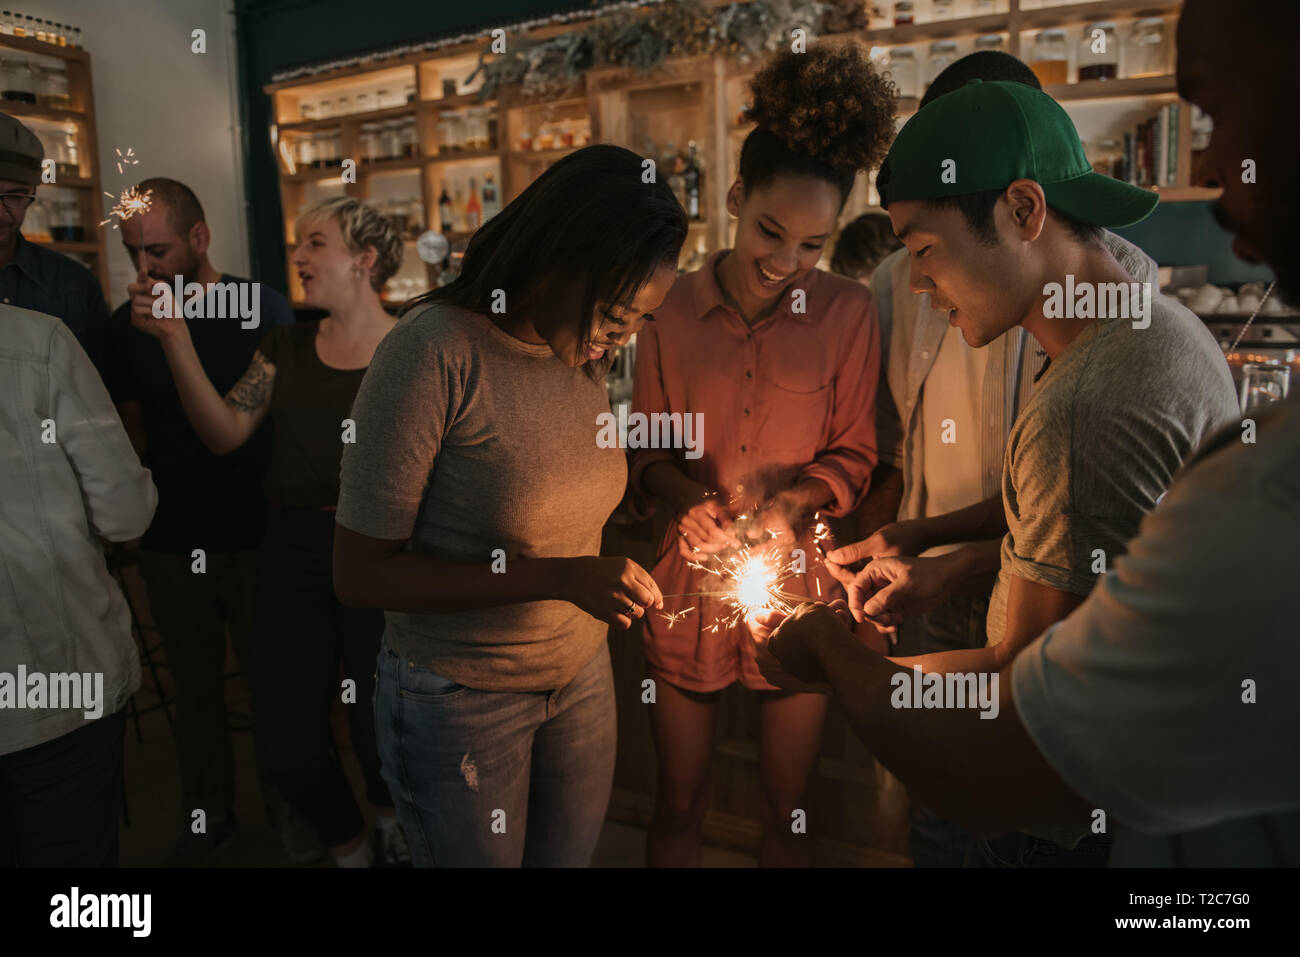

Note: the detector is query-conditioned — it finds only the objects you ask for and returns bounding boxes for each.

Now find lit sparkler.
[659,511,838,634]
[98,186,153,230]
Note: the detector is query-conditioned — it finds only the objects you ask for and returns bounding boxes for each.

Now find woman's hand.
[676,493,739,559]
[127,268,190,344]
[559,556,664,630]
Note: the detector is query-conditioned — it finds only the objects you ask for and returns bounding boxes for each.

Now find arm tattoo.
[226,351,276,413]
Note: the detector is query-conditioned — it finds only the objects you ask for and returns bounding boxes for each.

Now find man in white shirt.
[0,304,156,865]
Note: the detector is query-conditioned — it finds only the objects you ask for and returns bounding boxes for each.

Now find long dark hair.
[407,144,687,378]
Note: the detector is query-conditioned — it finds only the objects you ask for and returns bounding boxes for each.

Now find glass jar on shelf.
[517,128,533,152]
[2,57,36,103]
[355,90,373,114]
[893,1,913,26]
[59,129,79,178]
[318,97,335,119]
[446,111,466,152]
[1078,21,1118,81]
[380,120,402,160]
[537,123,555,150]
[403,81,417,104]
[932,0,955,20]
[975,34,1005,52]
[323,128,343,167]
[926,41,959,92]
[335,94,353,116]
[24,198,51,242]
[399,117,420,158]
[1127,18,1168,78]
[51,198,82,242]
[37,62,72,109]
[297,135,316,169]
[887,47,919,100]
[360,123,381,163]
[972,0,996,12]
[1030,29,1069,86]
[300,100,318,121]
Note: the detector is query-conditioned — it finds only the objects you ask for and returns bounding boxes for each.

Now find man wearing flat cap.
[0,111,112,384]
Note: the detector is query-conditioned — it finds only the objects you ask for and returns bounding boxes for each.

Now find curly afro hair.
[740,42,896,203]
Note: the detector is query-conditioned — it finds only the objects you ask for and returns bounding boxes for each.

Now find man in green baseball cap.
[762,76,1240,864]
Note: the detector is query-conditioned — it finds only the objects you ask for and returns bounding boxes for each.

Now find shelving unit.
[0,31,108,293]
[264,0,1214,305]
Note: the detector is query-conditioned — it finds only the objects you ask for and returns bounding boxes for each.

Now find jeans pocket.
[400,661,470,701]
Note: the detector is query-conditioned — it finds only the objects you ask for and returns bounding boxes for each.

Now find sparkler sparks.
[98,186,153,230]
[658,606,695,628]
[114,146,139,176]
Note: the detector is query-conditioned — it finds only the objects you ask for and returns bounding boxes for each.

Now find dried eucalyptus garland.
[470,0,832,101]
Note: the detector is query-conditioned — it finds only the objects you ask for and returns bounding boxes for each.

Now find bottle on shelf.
[0,12,12,37]
[668,146,687,211]
[481,174,500,221]
[12,12,23,37]
[438,186,454,233]
[683,141,701,221]
[465,177,482,231]
[23,15,36,40]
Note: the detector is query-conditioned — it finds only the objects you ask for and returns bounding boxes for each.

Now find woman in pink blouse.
[631,44,896,866]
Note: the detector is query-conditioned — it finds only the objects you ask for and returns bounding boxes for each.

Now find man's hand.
[844,555,960,630]
[747,600,853,694]
[824,519,930,585]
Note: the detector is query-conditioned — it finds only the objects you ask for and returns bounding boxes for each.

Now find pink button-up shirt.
[631,250,881,692]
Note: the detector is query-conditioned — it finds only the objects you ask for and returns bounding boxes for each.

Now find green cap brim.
[1042,170,1160,229]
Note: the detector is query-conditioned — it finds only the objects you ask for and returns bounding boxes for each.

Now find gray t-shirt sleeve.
[1012,424,1300,835]
[337,311,456,541]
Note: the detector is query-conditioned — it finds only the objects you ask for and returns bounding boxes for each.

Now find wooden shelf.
[1015,0,1182,32]
[898,74,1176,117]
[1045,74,1177,101]
[30,239,100,254]
[865,11,1009,45]
[508,146,579,162]
[430,90,496,110]
[360,156,424,174]
[1153,186,1221,202]
[279,102,420,131]
[428,148,499,165]
[0,33,89,62]
[0,99,87,124]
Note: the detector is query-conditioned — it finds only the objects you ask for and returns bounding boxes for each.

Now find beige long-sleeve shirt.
[1,305,156,755]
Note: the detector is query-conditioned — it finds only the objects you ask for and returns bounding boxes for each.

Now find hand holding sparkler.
[748,600,853,694]
[842,554,962,631]
[824,519,931,585]
[559,556,663,630]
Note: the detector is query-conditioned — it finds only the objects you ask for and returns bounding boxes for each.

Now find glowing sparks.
[114,146,139,176]
[658,606,695,628]
[99,186,153,230]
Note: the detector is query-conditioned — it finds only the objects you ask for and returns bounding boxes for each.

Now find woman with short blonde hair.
[130,195,411,866]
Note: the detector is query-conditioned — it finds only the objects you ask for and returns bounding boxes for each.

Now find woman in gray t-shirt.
[334,146,684,866]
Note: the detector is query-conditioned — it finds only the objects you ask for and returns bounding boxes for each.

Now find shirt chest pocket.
[760,374,832,455]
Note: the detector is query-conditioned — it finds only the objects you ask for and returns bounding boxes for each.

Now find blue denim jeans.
[375,639,616,867]
[896,592,989,867]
